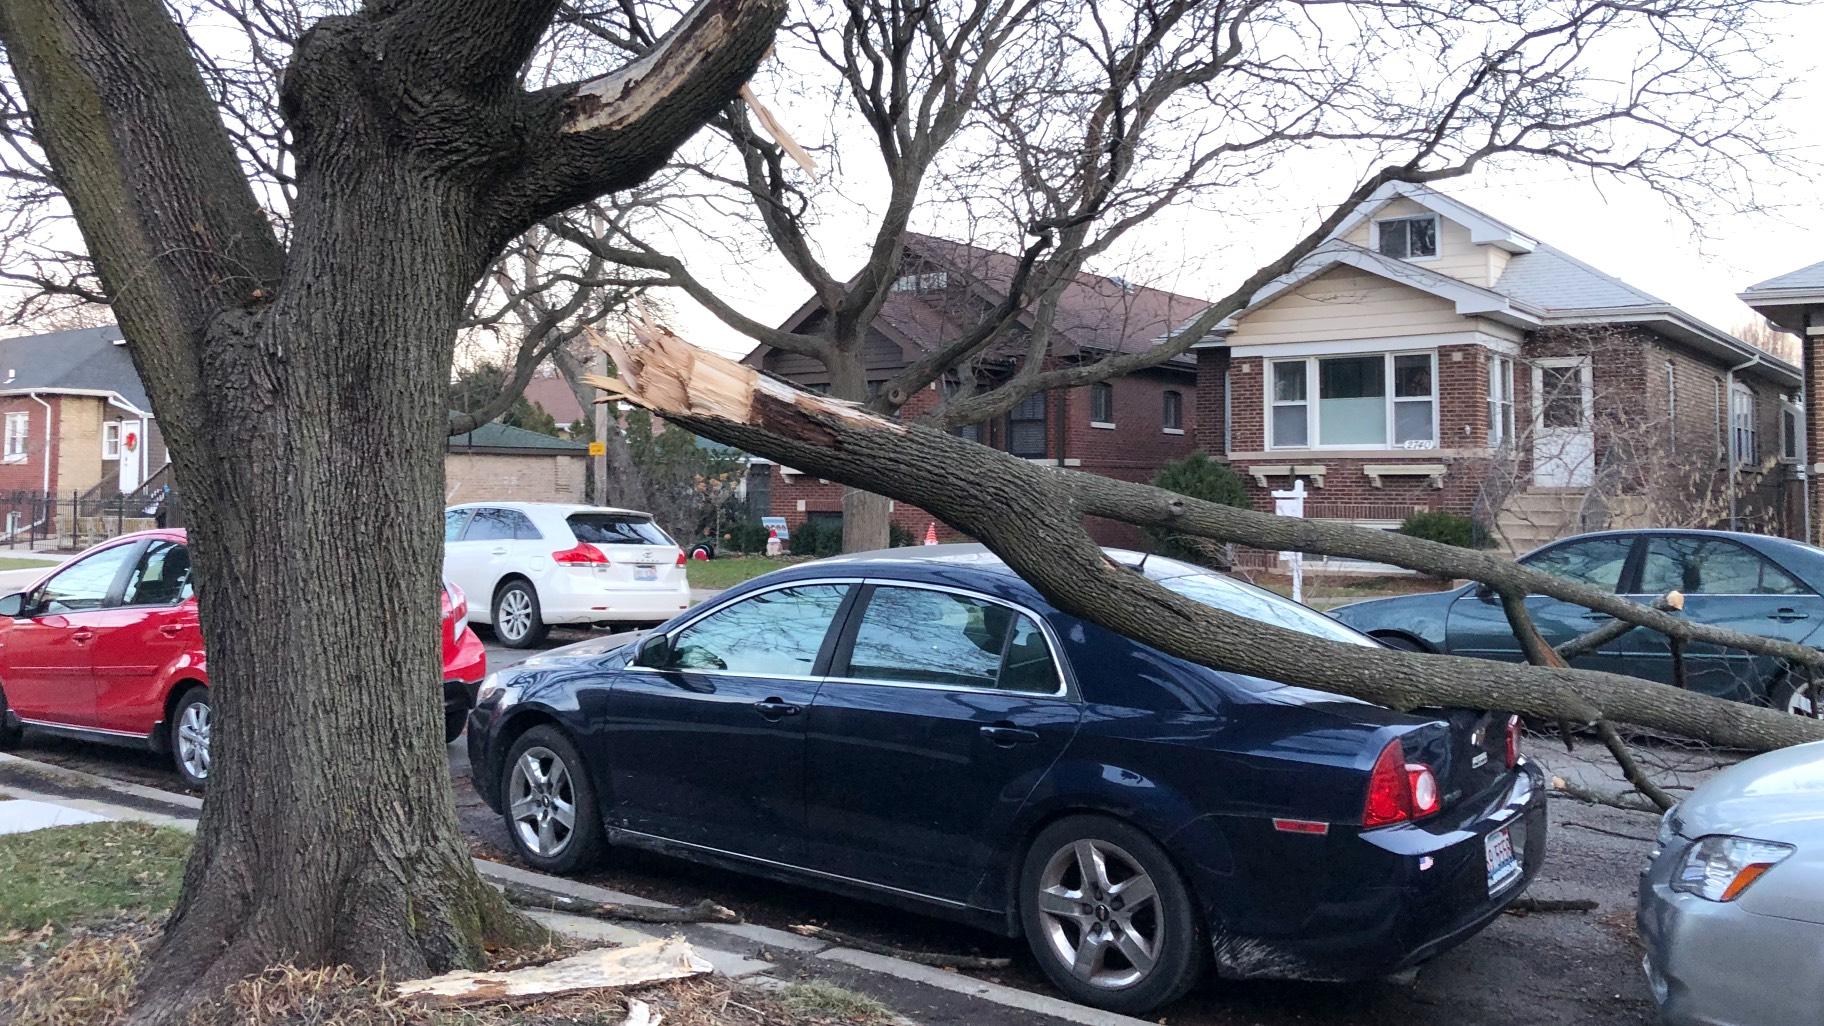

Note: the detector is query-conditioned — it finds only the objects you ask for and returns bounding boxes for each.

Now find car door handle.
[1770,609,1811,623]
[71,630,95,643]
[490,547,508,556]
[981,725,1041,747]
[1581,611,1611,620]
[753,698,800,719]
[159,623,185,638]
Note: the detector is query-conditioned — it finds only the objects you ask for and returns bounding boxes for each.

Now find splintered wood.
[394,936,711,1008]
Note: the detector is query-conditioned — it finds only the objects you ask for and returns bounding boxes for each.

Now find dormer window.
[891,270,948,293]
[1375,215,1438,260]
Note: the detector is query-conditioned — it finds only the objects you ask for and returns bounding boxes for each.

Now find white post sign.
[1272,479,1307,605]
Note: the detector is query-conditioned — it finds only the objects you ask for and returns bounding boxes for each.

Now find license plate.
[635,564,658,582]
[1485,825,1522,896]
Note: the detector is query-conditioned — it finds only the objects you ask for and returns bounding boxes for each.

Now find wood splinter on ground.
[394,936,711,1008]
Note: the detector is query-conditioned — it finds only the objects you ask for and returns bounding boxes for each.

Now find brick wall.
[0,395,59,494]
[445,452,586,504]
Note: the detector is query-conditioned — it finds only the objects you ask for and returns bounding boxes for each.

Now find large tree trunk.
[826,346,893,551]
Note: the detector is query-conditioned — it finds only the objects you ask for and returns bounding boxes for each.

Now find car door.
[450,508,517,614]
[1445,534,1638,670]
[442,508,480,616]
[1622,535,1818,699]
[803,583,1082,902]
[602,582,853,863]
[0,540,141,726]
[84,539,199,734]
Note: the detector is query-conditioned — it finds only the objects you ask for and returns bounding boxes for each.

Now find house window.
[1162,390,1183,433]
[1487,355,1515,446]
[1269,352,1437,450]
[1089,383,1115,427]
[1780,398,1802,464]
[3,412,27,462]
[1731,384,1758,465]
[1007,392,1047,458]
[1374,215,1438,260]
[890,270,948,293]
[1665,361,1677,444]
[102,421,121,459]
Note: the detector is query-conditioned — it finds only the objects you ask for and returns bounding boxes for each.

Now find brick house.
[743,234,1210,546]
[1192,183,1802,557]
[444,420,588,504]
[0,325,171,505]
[1741,260,1824,545]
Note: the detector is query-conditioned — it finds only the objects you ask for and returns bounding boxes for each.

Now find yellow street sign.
[587,441,606,457]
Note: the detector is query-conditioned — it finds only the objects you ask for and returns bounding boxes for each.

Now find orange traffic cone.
[923,522,939,545]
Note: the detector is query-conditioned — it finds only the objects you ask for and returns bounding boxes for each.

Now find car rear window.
[567,513,673,546]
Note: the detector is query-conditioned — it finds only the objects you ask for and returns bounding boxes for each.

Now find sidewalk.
[0,752,1149,1026]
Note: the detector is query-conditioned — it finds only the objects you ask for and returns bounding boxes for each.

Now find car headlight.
[475,673,522,709]
[1672,835,1794,902]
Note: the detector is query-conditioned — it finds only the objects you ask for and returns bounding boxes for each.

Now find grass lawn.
[687,554,809,591]
[0,822,189,963]
[0,557,53,573]
[1250,572,1451,611]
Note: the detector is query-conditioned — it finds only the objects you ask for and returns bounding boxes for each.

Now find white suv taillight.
[553,543,609,564]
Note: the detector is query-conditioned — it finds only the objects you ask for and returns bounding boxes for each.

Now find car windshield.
[567,513,672,546]
[1155,572,1380,648]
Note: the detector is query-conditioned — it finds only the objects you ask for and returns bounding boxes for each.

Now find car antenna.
[1135,551,1150,573]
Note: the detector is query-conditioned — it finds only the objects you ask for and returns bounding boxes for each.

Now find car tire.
[444,705,468,745]
[170,688,212,789]
[492,579,549,649]
[501,726,605,874]
[1019,815,1202,1014]
[0,685,22,750]
[1769,675,1821,717]
[1374,633,1428,653]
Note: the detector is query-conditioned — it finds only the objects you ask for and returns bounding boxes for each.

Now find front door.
[602,582,852,864]
[117,418,145,493]
[0,540,141,726]
[85,540,199,734]
[1532,358,1594,487]
[804,584,1080,902]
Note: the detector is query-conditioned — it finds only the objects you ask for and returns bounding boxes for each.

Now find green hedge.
[1397,510,1491,549]
[1146,453,1250,560]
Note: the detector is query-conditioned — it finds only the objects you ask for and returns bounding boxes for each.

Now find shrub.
[1398,510,1489,548]
[889,522,917,548]
[722,520,772,554]
[1146,453,1250,561]
[790,517,844,557]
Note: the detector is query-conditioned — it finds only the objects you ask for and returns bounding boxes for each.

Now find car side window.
[667,585,850,675]
[464,508,516,542]
[509,511,542,540]
[444,509,470,542]
[32,543,138,614]
[844,586,1059,693]
[120,541,192,606]
[1639,537,1806,596]
[1521,537,1634,592]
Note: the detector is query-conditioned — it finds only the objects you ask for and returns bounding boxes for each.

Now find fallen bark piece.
[624,997,661,1026]
[1504,897,1599,915]
[498,880,742,924]
[788,924,1012,970]
[1551,775,1663,816]
[395,937,712,1007]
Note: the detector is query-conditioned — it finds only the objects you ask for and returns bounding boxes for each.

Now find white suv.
[443,502,692,647]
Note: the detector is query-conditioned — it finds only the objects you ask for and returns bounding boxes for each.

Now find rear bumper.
[443,625,487,683]
[1205,760,1548,981]
[537,574,692,625]
[1638,834,1824,1025]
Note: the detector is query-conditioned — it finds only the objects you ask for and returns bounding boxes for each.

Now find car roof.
[447,501,652,518]
[1530,527,1824,562]
[788,543,1215,598]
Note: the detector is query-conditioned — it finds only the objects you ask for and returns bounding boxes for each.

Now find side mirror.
[1474,583,1498,604]
[634,633,672,669]
[0,592,21,618]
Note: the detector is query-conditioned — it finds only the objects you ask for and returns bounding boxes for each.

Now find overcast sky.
[664,0,1824,362]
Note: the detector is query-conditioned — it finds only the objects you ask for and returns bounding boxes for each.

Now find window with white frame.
[1487,355,1515,446]
[1268,352,1437,450]
[1374,215,1438,260]
[3,412,27,461]
[1161,390,1183,433]
[1731,383,1758,465]
[1781,398,1802,464]
[890,270,948,293]
[102,421,121,459]
[1089,382,1114,426]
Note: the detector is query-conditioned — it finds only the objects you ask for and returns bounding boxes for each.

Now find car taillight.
[553,543,609,564]
[675,549,686,567]
[1504,715,1521,769]
[1363,739,1440,828]
[442,582,468,623]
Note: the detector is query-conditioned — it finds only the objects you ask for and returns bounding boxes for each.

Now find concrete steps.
[1495,489,1589,556]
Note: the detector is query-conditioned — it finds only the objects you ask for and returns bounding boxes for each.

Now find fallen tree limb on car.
[585,323,1824,753]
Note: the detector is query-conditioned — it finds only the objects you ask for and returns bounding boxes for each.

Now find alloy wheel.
[177,701,212,781]
[497,589,533,642]
[1035,838,1162,989]
[508,746,577,857]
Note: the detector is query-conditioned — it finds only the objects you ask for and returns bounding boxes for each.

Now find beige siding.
[1342,197,1497,287]
[54,397,105,496]
[444,452,586,504]
[1228,266,1478,346]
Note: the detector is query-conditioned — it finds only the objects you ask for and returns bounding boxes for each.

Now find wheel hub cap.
[1035,838,1162,989]
[508,746,576,857]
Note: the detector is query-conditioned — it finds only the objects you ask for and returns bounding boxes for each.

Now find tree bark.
[0,1,781,1019]
[592,327,1824,752]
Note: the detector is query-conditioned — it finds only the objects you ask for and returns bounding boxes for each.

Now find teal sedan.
[1328,529,1824,712]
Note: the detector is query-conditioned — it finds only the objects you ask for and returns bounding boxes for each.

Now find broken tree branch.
[497,881,742,925]
[1504,897,1599,914]
[1596,721,1678,813]
[787,925,1012,970]
[586,324,1824,753]
[1557,592,1684,661]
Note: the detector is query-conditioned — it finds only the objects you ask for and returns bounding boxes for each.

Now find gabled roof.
[0,324,153,413]
[446,418,587,453]
[1739,260,1824,336]
[1198,183,1799,387]
[1742,259,1824,296]
[520,374,586,426]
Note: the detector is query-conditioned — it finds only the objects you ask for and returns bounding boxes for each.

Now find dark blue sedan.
[467,545,1546,1014]
[1330,529,1824,713]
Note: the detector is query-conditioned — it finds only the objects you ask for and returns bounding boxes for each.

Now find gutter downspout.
[27,392,51,494]
[1726,352,1763,531]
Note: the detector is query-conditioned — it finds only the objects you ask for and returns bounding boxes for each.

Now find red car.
[0,529,485,787]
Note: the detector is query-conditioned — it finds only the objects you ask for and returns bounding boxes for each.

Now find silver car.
[1638,740,1824,1025]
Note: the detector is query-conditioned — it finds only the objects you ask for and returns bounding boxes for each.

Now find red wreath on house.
[123,430,139,453]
